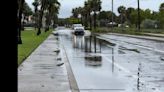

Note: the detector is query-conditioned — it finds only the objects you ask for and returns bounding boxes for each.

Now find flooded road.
[99,34,164,53]
[56,27,164,92]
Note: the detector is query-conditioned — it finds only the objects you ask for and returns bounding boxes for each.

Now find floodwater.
[55,27,164,92]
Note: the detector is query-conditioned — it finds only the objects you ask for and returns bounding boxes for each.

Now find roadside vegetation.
[58,0,164,35]
[17,0,60,65]
[94,27,164,35]
[18,29,52,66]
[17,0,60,44]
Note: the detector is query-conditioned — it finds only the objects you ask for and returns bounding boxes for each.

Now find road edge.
[60,36,80,92]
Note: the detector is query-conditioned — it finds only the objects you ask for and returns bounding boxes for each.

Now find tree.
[36,0,48,35]
[17,0,25,44]
[159,3,164,28]
[23,2,33,16]
[90,0,102,30]
[84,0,92,29]
[130,9,138,27]
[98,11,116,21]
[159,3,164,12]
[45,0,60,32]
[21,2,33,30]
[72,8,79,18]
[35,0,60,35]
[32,0,39,29]
[98,11,108,20]
[144,9,151,19]
[118,6,126,24]
[151,11,158,20]
[126,7,135,25]
[118,6,126,31]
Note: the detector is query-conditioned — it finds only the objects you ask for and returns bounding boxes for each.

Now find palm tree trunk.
[121,13,123,31]
[37,6,44,35]
[84,14,88,28]
[17,0,25,44]
[22,15,25,31]
[89,13,92,30]
[45,8,52,32]
[34,8,38,30]
[93,12,96,30]
[80,17,83,25]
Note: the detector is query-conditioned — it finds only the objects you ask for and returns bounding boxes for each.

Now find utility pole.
[111,0,113,31]
[137,0,140,31]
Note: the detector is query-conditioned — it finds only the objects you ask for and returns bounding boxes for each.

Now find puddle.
[53,49,60,52]
[56,62,64,66]
[160,56,164,61]
[85,55,102,61]
[56,28,164,92]
[119,46,140,53]
[98,38,116,46]
[118,50,126,54]
[84,55,102,67]
[85,60,102,67]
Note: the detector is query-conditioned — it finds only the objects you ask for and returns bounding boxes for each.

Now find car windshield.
[74,24,82,27]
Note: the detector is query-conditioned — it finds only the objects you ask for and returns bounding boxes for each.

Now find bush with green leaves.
[141,19,159,29]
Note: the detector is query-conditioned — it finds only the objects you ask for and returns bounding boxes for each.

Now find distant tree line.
[71,1,164,29]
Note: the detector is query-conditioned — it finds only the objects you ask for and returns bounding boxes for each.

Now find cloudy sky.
[26,0,164,18]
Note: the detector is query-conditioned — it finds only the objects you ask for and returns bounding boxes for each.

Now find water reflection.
[84,55,102,68]
[85,60,102,67]
[73,35,85,49]
[112,48,115,73]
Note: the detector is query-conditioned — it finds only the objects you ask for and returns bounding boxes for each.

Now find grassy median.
[92,27,164,35]
[18,29,52,66]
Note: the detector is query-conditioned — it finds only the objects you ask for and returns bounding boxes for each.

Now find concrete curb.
[60,36,80,92]
[108,33,164,42]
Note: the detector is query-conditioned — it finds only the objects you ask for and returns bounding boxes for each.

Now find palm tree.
[89,0,102,30]
[45,0,60,32]
[81,7,87,28]
[22,2,33,31]
[83,1,91,28]
[159,3,164,12]
[77,7,83,24]
[118,6,126,31]
[87,0,92,30]
[37,0,48,35]
[72,8,78,18]
[33,0,60,34]
[32,0,39,29]
[72,7,83,24]
[17,0,25,44]
[126,7,135,25]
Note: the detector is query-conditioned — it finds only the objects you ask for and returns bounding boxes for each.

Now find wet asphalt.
[57,27,164,92]
[18,27,164,92]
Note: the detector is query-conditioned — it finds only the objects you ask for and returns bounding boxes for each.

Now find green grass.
[18,29,53,66]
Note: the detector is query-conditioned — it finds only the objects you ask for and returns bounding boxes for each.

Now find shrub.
[141,19,159,29]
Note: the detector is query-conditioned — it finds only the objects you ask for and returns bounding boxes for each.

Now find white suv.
[72,24,85,35]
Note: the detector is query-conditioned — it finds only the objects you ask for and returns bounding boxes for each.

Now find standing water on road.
[55,27,164,92]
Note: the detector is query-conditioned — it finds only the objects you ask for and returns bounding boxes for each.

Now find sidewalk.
[108,33,164,42]
[18,34,74,92]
